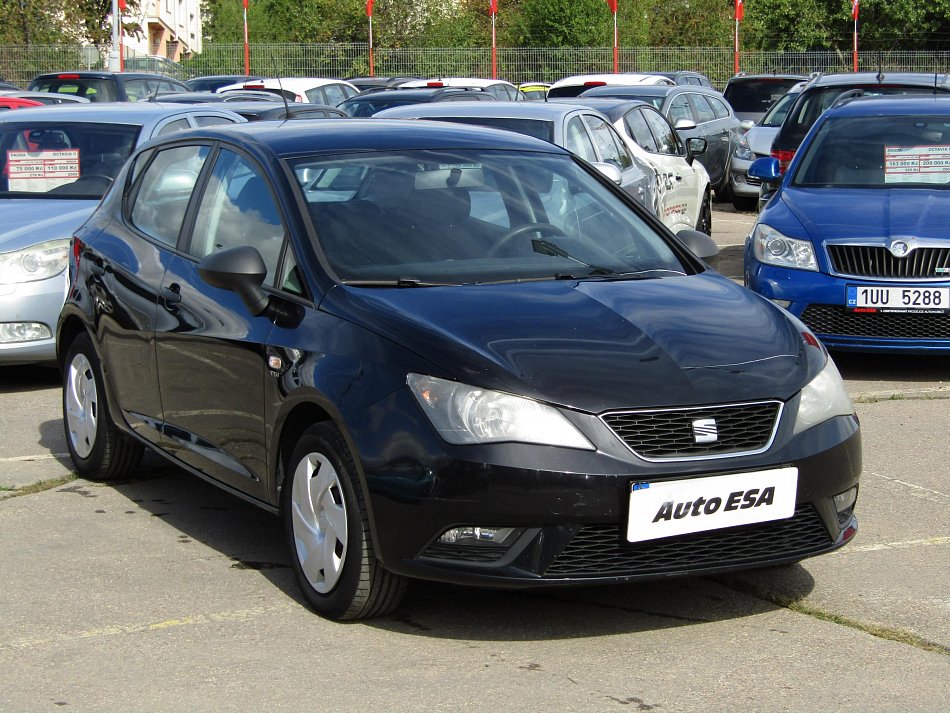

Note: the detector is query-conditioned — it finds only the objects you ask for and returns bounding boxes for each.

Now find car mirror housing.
[676,228,719,259]
[686,136,707,158]
[198,245,270,316]
[673,117,697,131]
[591,161,623,185]
[749,157,783,184]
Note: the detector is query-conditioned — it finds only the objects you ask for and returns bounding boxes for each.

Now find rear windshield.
[423,116,554,143]
[723,79,802,114]
[339,98,424,117]
[793,114,950,189]
[0,121,140,199]
[28,77,116,102]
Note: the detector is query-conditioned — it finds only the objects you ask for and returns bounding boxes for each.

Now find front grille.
[827,245,950,279]
[419,543,510,563]
[802,304,950,339]
[543,505,830,578]
[601,402,781,460]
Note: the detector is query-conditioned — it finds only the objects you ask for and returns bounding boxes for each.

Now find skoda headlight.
[793,357,854,434]
[408,373,593,449]
[0,239,70,285]
[751,224,817,271]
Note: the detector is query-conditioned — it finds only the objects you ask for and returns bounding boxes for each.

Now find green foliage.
[0,0,81,44]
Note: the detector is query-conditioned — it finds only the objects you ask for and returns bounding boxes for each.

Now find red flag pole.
[491,11,497,79]
[612,10,618,73]
[118,0,126,72]
[852,1,860,72]
[733,0,742,74]
[367,1,375,77]
[243,0,250,75]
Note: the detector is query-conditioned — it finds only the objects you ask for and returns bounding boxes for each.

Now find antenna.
[269,47,292,124]
[147,53,171,102]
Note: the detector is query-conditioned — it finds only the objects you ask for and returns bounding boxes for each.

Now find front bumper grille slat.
[543,505,830,578]
[828,245,950,279]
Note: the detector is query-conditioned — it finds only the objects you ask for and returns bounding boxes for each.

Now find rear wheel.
[283,422,406,620]
[62,332,143,480]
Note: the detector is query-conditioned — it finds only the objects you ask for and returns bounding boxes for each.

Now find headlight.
[734,138,754,161]
[0,239,70,284]
[407,373,594,449]
[751,224,817,271]
[793,357,854,434]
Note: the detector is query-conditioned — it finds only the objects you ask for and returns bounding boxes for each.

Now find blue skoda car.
[745,95,950,353]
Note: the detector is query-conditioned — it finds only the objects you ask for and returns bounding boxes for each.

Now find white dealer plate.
[626,467,798,543]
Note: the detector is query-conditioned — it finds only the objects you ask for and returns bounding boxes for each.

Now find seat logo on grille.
[691,418,718,444]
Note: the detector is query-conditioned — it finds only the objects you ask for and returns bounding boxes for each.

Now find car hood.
[746,126,779,156]
[781,187,950,243]
[324,273,811,413]
[0,199,96,252]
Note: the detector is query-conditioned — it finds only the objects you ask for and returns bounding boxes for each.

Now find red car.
[0,96,43,110]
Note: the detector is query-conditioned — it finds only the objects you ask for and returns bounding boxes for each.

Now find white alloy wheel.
[291,452,349,593]
[65,352,99,459]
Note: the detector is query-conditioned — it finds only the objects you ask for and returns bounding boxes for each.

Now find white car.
[553,97,712,235]
[398,77,523,101]
[547,73,675,99]
[216,77,359,105]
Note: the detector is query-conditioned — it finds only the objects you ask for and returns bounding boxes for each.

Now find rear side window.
[668,95,693,125]
[130,145,209,246]
[707,96,731,119]
[565,116,597,162]
[156,118,191,136]
[194,115,239,126]
[687,94,717,124]
[322,84,348,106]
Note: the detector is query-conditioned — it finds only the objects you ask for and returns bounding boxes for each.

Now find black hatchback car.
[337,87,497,117]
[58,120,861,620]
[29,71,191,102]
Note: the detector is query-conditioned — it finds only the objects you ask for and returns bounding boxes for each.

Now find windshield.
[724,79,802,114]
[0,121,141,199]
[759,90,801,127]
[793,114,950,188]
[291,149,689,284]
[422,116,554,143]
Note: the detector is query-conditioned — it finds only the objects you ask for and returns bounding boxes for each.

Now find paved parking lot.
[0,205,947,711]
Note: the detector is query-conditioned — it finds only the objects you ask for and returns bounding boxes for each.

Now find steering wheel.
[488,222,568,257]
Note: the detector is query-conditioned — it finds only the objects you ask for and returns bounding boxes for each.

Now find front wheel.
[283,422,406,620]
[62,332,143,480]
[695,191,713,236]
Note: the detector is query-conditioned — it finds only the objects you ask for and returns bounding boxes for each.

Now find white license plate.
[846,285,949,313]
[626,467,798,543]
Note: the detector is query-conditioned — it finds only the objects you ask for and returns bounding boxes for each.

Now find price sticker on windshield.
[7,149,80,192]
[885,145,950,184]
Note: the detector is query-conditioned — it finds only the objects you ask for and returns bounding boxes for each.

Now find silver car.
[0,103,245,365]
[374,101,660,216]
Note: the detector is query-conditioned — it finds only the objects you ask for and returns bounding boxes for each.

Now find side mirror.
[686,136,707,159]
[748,157,783,185]
[198,245,269,316]
[677,228,719,259]
[740,119,755,132]
[673,117,697,131]
[592,161,623,185]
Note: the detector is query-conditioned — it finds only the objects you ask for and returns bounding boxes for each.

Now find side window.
[193,114,238,127]
[123,79,151,102]
[130,145,209,246]
[565,116,597,163]
[583,115,632,169]
[322,84,347,106]
[189,149,285,285]
[159,80,187,94]
[305,87,327,104]
[668,95,694,125]
[643,108,682,156]
[708,96,731,119]
[688,94,717,124]
[624,109,659,153]
[156,118,191,136]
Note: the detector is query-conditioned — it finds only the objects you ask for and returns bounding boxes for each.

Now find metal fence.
[3,43,950,89]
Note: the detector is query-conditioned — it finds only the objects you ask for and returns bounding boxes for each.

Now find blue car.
[745,95,950,353]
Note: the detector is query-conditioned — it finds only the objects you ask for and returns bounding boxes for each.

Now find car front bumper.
[745,256,950,353]
[730,156,761,199]
[0,272,67,365]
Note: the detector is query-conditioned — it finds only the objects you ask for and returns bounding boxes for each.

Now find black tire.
[732,195,758,212]
[695,190,713,236]
[62,332,143,481]
[283,422,406,620]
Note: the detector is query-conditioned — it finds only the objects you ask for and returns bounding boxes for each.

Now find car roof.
[549,73,675,89]
[0,102,243,125]
[174,118,571,157]
[344,87,486,102]
[585,84,724,98]
[31,71,186,82]
[726,73,807,83]
[400,77,517,88]
[824,93,950,117]
[804,71,950,88]
[374,101,593,121]
[218,77,357,92]
[548,97,654,120]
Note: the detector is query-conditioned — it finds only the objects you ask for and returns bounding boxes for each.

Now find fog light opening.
[437,526,522,548]
[833,486,858,526]
[0,322,52,344]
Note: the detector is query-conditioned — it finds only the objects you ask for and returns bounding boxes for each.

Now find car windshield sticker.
[884,145,950,184]
[7,149,80,192]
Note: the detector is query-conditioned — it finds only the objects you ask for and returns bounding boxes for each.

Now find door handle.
[162,283,182,306]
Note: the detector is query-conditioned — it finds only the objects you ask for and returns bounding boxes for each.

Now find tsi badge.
[692,418,718,444]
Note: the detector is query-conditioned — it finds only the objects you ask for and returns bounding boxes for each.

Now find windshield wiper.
[342,278,456,288]
[532,238,618,276]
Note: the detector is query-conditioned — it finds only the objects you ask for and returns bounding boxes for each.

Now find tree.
[0,0,81,44]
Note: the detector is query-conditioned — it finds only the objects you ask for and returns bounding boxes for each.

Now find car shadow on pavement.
[99,465,817,640]
[832,351,950,384]
[0,364,59,392]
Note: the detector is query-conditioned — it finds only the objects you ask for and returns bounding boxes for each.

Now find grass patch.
[0,474,77,500]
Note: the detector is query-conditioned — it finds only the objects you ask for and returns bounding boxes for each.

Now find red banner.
[605,0,618,13]
[489,0,497,15]
[735,0,744,22]
[852,0,860,20]
[366,0,374,17]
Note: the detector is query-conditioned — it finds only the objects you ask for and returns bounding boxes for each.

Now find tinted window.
[156,118,191,136]
[707,96,731,119]
[122,79,155,102]
[158,80,187,94]
[760,90,801,127]
[194,114,238,127]
[687,94,717,123]
[304,87,326,104]
[643,108,683,156]
[565,116,597,162]
[189,149,285,284]
[624,109,659,153]
[322,83,348,106]
[130,145,209,246]
[583,115,633,169]
[724,79,802,114]
[668,95,693,124]
[423,116,554,143]
[29,77,115,102]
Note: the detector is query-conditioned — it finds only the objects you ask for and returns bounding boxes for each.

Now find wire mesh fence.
[2,43,950,89]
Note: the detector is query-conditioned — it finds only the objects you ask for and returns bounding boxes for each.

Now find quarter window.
[130,145,210,246]
[565,116,597,163]
[687,94,717,124]
[668,95,694,125]
[583,115,633,169]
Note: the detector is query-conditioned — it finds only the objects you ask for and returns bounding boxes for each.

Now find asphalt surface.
[0,204,947,711]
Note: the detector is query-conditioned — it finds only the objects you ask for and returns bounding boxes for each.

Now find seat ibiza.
[58,120,861,620]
